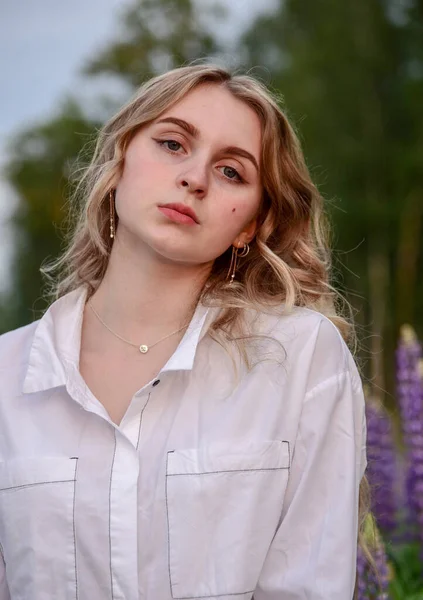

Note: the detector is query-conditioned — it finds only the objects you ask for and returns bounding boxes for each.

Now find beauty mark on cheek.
[232,208,236,213]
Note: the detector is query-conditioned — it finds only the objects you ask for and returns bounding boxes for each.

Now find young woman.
[0,65,368,599]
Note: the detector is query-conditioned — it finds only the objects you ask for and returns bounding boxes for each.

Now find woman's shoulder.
[250,304,361,390]
[252,304,343,343]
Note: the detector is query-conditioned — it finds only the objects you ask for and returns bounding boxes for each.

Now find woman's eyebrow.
[221,146,259,173]
[155,116,259,172]
[155,117,200,139]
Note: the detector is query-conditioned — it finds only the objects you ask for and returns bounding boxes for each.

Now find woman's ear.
[243,217,257,244]
[232,218,258,249]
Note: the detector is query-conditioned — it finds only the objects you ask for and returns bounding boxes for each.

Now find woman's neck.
[89,236,211,340]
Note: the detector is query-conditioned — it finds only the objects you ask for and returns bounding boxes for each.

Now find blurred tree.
[3,99,99,329]
[84,0,224,85]
[241,0,423,403]
[1,0,224,331]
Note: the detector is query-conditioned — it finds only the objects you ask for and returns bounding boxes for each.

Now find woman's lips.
[158,207,198,225]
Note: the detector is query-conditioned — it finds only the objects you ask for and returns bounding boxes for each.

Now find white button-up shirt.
[0,287,367,600]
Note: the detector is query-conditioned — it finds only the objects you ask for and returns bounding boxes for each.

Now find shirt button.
[152,379,160,387]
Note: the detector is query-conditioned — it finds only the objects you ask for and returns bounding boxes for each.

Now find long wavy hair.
[43,64,374,593]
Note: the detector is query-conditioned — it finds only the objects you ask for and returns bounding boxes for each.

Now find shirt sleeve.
[0,554,10,600]
[254,370,367,599]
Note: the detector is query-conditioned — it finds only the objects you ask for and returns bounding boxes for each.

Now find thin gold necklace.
[88,301,190,354]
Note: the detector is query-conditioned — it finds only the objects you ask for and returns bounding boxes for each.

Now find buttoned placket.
[65,362,164,600]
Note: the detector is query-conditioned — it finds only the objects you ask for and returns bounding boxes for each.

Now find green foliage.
[3,99,99,329]
[84,0,225,86]
[387,543,423,599]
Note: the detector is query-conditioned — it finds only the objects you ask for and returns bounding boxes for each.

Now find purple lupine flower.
[365,543,390,599]
[365,397,398,536]
[356,544,368,600]
[356,520,391,599]
[396,325,423,545]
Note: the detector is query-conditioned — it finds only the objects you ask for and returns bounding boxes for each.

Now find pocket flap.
[167,440,289,475]
[0,457,78,491]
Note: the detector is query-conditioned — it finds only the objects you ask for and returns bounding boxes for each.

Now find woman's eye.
[219,166,243,182]
[160,140,183,152]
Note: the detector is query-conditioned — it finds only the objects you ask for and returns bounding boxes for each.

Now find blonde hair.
[43,64,373,592]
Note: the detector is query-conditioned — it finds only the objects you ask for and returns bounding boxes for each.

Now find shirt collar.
[23,286,210,395]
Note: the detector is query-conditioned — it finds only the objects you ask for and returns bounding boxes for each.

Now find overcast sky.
[0,0,275,291]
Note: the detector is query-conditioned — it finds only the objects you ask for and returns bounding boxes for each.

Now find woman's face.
[115,83,262,266]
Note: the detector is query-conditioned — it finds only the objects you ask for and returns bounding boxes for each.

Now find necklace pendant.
[139,344,149,354]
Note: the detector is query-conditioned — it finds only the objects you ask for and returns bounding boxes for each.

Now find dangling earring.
[227,242,250,284]
[109,189,115,239]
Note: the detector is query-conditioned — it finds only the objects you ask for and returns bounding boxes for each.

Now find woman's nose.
[177,162,208,197]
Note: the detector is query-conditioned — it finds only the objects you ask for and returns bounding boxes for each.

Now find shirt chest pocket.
[165,440,290,599]
[0,457,78,600]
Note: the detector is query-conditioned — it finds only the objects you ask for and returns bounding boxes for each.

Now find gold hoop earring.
[109,189,115,239]
[238,243,250,258]
[227,243,250,284]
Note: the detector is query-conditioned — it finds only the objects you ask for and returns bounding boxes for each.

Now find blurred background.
[1,1,422,596]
